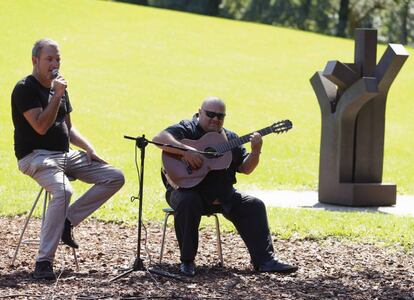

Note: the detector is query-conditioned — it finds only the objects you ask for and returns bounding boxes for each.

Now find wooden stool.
[159,207,223,266]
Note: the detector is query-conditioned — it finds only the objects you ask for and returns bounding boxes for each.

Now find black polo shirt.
[11,75,72,159]
[162,115,248,210]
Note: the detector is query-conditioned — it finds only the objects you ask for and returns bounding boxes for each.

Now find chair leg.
[72,248,79,271]
[11,187,44,266]
[12,188,80,271]
[159,212,172,264]
[22,192,49,246]
[42,190,80,271]
[213,214,224,266]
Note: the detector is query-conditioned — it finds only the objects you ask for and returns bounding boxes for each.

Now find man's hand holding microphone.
[50,69,67,100]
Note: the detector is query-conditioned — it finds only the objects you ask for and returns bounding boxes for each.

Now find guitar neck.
[216,126,274,154]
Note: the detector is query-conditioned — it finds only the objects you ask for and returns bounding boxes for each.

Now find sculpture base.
[319,183,396,206]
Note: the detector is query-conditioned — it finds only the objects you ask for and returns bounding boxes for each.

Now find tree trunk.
[401,0,409,44]
[337,0,349,37]
[205,0,221,16]
[299,0,312,29]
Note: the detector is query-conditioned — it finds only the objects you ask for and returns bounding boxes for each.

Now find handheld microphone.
[49,69,60,102]
[51,69,59,79]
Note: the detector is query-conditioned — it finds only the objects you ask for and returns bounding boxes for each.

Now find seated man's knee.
[248,197,266,213]
[112,168,125,188]
[104,167,125,190]
[49,183,73,205]
[171,190,203,213]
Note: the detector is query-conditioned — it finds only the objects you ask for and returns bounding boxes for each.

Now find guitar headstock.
[271,120,293,134]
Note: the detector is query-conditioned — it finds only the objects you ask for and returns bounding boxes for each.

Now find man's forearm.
[239,151,261,174]
[152,131,193,156]
[69,127,94,152]
[23,95,62,135]
[37,96,62,132]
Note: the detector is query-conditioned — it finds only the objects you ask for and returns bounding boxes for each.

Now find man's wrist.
[251,150,261,156]
[50,93,63,102]
[84,145,94,153]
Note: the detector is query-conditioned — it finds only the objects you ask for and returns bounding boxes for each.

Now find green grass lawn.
[0,0,413,247]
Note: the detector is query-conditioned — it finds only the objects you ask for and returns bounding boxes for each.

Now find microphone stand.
[110,135,185,282]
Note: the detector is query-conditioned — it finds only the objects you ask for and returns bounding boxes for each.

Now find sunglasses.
[203,109,226,120]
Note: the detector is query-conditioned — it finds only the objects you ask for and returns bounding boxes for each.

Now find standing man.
[153,96,297,277]
[11,38,125,280]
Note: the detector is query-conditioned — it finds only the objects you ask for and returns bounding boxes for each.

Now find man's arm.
[152,130,204,169]
[22,76,66,135]
[238,132,262,175]
[65,114,107,164]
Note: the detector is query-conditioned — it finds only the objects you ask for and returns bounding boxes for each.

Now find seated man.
[11,38,125,280]
[152,96,297,277]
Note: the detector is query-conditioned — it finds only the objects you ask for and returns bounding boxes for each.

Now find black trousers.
[167,189,275,267]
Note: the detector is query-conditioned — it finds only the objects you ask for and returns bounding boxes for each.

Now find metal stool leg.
[72,248,79,271]
[22,192,49,246]
[44,191,79,271]
[159,208,224,266]
[159,211,172,264]
[11,187,45,266]
[45,190,80,271]
[12,188,79,271]
[213,214,224,266]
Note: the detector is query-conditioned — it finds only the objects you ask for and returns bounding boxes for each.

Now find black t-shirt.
[163,115,249,209]
[11,75,73,159]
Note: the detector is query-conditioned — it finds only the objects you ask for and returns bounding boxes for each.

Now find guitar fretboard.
[214,121,291,154]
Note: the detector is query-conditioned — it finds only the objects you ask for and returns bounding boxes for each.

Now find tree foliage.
[115,0,414,45]
[220,0,413,44]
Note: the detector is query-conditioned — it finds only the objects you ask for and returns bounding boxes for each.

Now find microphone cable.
[130,144,140,203]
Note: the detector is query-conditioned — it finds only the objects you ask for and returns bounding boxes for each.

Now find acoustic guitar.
[162,120,292,188]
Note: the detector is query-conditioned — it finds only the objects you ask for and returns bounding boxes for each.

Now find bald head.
[198,96,226,132]
[201,96,226,111]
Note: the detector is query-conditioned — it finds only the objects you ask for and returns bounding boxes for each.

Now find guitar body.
[162,119,292,189]
[162,132,233,188]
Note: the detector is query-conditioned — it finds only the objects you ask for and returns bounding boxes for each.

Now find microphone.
[52,69,59,78]
[51,69,59,79]
[48,69,60,102]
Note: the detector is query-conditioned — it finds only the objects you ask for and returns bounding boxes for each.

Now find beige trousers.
[18,149,125,262]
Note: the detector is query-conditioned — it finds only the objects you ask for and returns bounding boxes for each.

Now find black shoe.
[33,261,56,280]
[61,218,79,249]
[179,261,196,277]
[255,258,298,274]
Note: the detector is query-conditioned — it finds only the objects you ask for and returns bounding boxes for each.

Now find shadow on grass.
[302,202,389,214]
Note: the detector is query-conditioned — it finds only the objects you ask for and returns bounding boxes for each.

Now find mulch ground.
[1,216,413,299]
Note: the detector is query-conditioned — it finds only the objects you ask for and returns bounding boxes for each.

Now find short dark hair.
[32,38,59,57]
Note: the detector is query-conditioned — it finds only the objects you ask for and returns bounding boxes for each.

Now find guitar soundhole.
[204,147,217,158]
[204,147,217,153]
